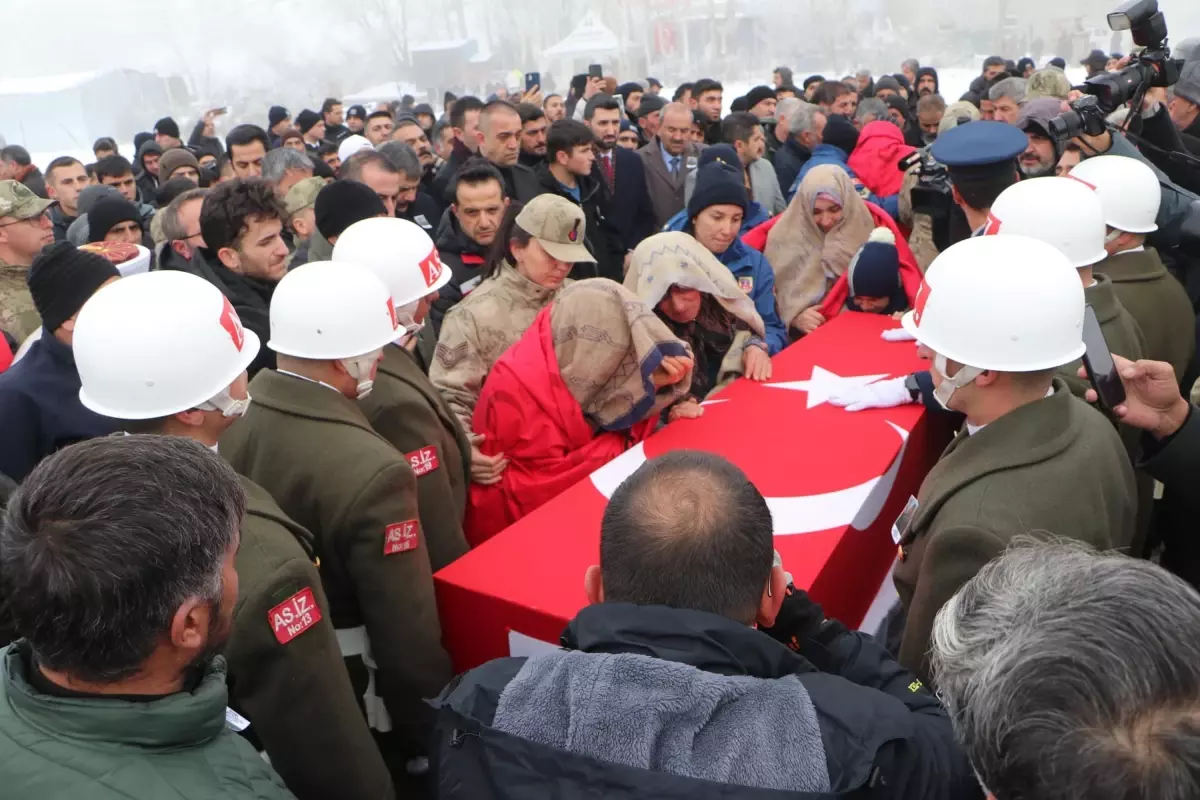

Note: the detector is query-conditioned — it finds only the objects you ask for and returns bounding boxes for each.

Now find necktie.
[603,153,615,191]
[669,156,680,176]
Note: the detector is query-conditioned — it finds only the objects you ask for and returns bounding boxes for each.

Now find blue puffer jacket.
[788,146,899,221]
[662,215,787,354]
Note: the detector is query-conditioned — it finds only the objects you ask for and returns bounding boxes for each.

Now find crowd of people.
[2,43,1200,799]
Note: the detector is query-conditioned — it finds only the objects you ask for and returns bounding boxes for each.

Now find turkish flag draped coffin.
[435,312,952,672]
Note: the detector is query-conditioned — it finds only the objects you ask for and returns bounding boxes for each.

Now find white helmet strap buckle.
[933,352,983,410]
[198,386,252,419]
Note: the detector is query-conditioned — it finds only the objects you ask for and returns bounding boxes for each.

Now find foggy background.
[2,0,1198,165]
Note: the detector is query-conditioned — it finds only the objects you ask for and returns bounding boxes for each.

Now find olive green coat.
[1101,248,1195,386]
[220,370,452,756]
[360,344,471,572]
[1058,275,1150,554]
[227,476,393,800]
[894,381,1137,684]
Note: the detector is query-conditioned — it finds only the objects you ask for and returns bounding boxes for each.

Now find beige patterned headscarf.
[551,279,693,431]
[763,164,876,327]
[624,231,765,336]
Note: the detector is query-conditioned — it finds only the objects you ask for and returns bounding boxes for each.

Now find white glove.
[829,376,914,412]
[881,328,917,342]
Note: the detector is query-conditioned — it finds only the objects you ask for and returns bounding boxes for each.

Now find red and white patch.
[418,247,445,288]
[912,280,931,326]
[219,296,246,352]
[738,276,754,294]
[384,520,421,555]
[386,296,398,329]
[981,212,1003,236]
[268,587,322,644]
[406,446,440,477]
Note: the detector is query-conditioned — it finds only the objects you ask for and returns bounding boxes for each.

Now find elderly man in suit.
[638,103,705,230]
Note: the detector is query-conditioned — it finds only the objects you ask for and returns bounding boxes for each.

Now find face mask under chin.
[340,350,382,399]
[933,352,982,410]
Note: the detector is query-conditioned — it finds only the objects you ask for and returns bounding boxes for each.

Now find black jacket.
[398,191,444,235]
[518,150,544,170]
[603,147,657,254]
[432,141,474,205]
[164,248,277,376]
[535,164,624,281]
[49,205,76,243]
[19,167,46,199]
[430,209,490,334]
[774,139,812,201]
[0,333,122,482]
[497,163,545,205]
[134,140,163,207]
[188,121,222,159]
[433,603,979,800]
[323,123,350,143]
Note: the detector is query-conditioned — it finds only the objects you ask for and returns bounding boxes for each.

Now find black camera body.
[1048,0,1184,143]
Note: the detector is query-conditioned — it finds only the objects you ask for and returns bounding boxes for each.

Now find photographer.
[433,451,980,799]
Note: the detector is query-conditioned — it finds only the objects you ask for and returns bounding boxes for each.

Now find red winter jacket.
[0,337,12,374]
[742,203,922,322]
[847,121,916,199]
[466,307,657,547]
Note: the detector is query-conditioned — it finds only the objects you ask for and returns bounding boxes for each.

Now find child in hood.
[845,227,909,316]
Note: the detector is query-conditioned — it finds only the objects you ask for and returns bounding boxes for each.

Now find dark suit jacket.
[637,138,704,231]
[603,148,656,252]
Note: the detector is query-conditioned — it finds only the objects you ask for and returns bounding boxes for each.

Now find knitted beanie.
[314,180,387,240]
[822,114,860,154]
[268,105,290,128]
[687,161,748,220]
[158,148,201,182]
[86,196,142,243]
[27,242,120,331]
[847,227,900,298]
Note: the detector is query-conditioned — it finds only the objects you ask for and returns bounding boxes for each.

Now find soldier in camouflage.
[0,180,56,343]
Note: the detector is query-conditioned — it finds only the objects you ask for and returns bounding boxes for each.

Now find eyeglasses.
[0,209,51,227]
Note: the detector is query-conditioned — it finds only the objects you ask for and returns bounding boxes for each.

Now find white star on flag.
[766,366,891,409]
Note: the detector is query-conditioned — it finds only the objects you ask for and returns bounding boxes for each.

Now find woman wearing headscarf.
[665,160,787,354]
[432,194,595,487]
[465,279,694,546]
[743,164,921,337]
[625,231,771,408]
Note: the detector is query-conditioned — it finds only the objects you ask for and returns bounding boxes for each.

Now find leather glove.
[829,375,914,412]
[759,583,826,653]
[881,328,916,342]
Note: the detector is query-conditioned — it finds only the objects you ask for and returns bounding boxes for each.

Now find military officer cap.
[930,121,1027,182]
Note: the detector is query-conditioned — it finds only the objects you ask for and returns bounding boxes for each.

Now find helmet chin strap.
[340,349,382,399]
[933,352,982,410]
[394,300,425,343]
[199,386,252,418]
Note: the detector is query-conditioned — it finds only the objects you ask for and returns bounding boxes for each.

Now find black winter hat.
[688,161,748,220]
[744,85,777,111]
[27,242,120,332]
[635,94,666,118]
[412,103,435,118]
[154,117,180,139]
[86,195,142,243]
[874,76,902,94]
[822,114,860,154]
[314,180,387,240]
[1048,57,1067,69]
[296,109,322,134]
[730,96,749,113]
[347,104,367,120]
[268,105,290,128]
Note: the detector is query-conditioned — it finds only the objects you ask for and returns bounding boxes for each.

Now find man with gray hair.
[261,147,314,197]
[987,77,1027,125]
[932,540,1200,800]
[855,98,889,128]
[775,101,826,201]
[0,435,294,797]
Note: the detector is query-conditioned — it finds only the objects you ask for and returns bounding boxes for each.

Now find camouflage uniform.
[430,196,592,436]
[0,181,54,341]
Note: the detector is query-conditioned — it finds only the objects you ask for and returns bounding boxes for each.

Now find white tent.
[542,12,620,59]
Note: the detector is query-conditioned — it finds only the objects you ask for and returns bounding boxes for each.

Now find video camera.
[1049,0,1184,142]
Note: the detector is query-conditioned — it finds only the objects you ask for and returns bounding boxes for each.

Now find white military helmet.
[901,235,1085,372]
[986,176,1108,268]
[1068,155,1160,234]
[332,217,452,305]
[74,271,261,419]
[268,260,400,359]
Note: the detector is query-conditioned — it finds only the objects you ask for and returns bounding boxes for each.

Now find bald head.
[599,450,773,622]
[659,102,693,156]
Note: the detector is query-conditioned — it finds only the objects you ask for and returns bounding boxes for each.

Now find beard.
[1019,159,1055,179]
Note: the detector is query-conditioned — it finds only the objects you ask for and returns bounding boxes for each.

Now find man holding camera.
[433,451,979,799]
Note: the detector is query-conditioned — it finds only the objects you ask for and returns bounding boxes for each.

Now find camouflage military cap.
[284,177,325,218]
[0,180,55,221]
[514,194,594,263]
[1026,68,1072,102]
